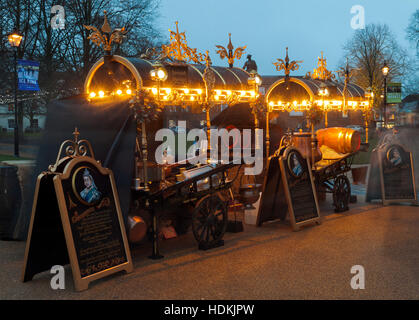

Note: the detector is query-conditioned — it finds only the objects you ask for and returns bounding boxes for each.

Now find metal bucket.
[316,127,361,154]
[127,215,148,244]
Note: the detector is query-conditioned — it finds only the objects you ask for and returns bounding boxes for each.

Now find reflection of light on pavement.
[351,185,366,195]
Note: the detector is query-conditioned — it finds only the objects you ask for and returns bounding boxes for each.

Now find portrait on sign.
[386,146,403,168]
[72,166,102,206]
[287,150,304,179]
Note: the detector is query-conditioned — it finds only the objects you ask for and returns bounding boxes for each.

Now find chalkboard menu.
[280,148,321,231]
[56,159,129,279]
[257,154,287,226]
[257,147,321,231]
[378,144,417,205]
[22,131,133,291]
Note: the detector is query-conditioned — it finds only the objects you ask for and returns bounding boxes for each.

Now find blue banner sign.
[17,59,40,91]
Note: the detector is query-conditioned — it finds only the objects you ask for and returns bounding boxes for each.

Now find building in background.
[399,94,419,127]
[0,103,46,133]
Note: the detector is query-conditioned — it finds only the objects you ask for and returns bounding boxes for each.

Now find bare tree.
[341,23,409,108]
[407,9,419,57]
[404,10,419,96]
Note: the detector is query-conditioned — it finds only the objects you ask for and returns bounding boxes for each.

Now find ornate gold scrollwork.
[162,21,204,64]
[273,47,303,78]
[309,51,336,81]
[215,33,247,68]
[84,11,127,54]
[49,128,96,172]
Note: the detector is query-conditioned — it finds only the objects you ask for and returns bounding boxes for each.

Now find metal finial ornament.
[308,51,336,81]
[73,127,80,143]
[84,11,127,55]
[215,33,247,68]
[162,21,203,64]
[273,47,303,79]
[101,11,111,33]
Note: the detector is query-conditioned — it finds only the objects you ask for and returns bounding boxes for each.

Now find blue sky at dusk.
[157,0,418,75]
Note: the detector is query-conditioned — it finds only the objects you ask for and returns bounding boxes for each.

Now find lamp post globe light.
[8,30,23,157]
[150,64,168,104]
[382,60,389,128]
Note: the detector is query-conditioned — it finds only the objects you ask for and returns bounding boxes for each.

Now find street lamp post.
[8,31,23,157]
[382,61,389,128]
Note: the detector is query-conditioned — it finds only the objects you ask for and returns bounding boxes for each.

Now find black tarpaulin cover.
[15,96,136,240]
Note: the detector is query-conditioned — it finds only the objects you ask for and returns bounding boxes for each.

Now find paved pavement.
[1,194,418,300]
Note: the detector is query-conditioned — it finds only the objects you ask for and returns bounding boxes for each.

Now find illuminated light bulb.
[302,100,307,106]
[98,91,105,97]
[269,101,274,107]
[216,90,221,96]
[226,90,232,96]
[165,88,171,94]
[184,88,190,94]
[197,89,203,95]
[163,95,168,100]
[293,101,297,106]
[240,91,245,96]
[116,89,122,95]
[89,92,96,98]
[157,69,166,80]
[126,89,132,95]
[150,70,156,78]
[250,91,256,97]
[190,96,195,101]
[151,88,158,95]
[215,95,220,101]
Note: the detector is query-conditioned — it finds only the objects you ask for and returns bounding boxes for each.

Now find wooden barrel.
[316,127,361,154]
[291,132,322,163]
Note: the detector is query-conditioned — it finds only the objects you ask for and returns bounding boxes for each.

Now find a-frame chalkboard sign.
[367,143,417,205]
[257,147,321,231]
[280,147,321,231]
[22,128,133,291]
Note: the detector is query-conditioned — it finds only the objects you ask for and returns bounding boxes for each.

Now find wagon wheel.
[333,175,351,212]
[192,194,228,247]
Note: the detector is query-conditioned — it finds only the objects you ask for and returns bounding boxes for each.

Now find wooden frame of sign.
[22,153,133,291]
[377,143,417,206]
[256,152,288,226]
[279,147,322,231]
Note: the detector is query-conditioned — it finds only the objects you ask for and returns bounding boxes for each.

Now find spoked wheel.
[333,175,351,212]
[192,194,228,248]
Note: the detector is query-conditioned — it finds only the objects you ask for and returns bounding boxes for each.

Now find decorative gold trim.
[265,77,315,103]
[308,52,335,81]
[84,55,143,93]
[215,33,246,68]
